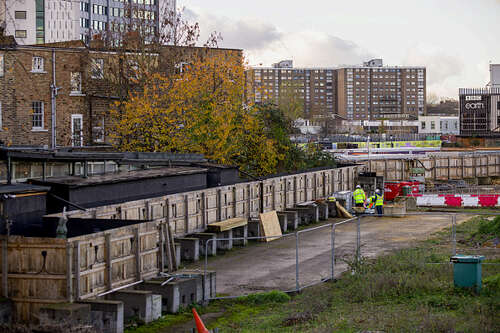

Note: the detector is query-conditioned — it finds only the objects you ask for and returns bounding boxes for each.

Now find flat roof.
[0,183,50,195]
[29,167,208,188]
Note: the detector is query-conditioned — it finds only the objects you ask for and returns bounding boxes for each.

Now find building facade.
[336,59,426,121]
[0,38,242,149]
[246,60,337,117]
[459,88,500,136]
[1,0,175,45]
[247,59,426,124]
[418,116,459,135]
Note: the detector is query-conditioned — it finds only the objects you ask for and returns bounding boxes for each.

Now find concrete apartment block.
[79,299,124,333]
[107,290,161,324]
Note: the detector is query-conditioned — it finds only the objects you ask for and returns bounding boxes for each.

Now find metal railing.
[201,212,498,301]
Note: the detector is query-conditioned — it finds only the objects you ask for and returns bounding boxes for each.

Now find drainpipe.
[50,50,61,150]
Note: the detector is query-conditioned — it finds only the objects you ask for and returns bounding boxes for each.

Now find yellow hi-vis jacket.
[353,188,366,204]
[375,193,384,206]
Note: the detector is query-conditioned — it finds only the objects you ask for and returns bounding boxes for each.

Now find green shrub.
[235,290,291,305]
[477,217,500,238]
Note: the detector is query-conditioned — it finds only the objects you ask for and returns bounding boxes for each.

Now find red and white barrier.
[409,194,500,207]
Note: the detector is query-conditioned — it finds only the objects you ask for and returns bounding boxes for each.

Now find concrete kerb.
[204,212,484,300]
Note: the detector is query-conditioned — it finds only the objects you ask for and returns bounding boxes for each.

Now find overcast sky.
[177,0,500,99]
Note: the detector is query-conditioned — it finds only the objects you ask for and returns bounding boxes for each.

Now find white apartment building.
[1,0,175,45]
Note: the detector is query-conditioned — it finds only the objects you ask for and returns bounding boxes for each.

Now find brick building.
[247,59,426,124]
[0,37,242,149]
[336,59,426,121]
[246,60,336,117]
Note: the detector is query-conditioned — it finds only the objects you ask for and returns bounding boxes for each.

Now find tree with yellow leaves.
[109,49,282,176]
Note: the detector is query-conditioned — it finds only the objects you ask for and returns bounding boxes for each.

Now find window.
[80,18,89,28]
[32,56,44,72]
[15,11,27,19]
[36,0,44,44]
[430,121,435,130]
[32,101,44,129]
[71,114,83,147]
[421,121,425,130]
[80,2,89,12]
[15,30,27,38]
[90,58,104,79]
[497,101,500,110]
[70,72,82,93]
[93,117,105,143]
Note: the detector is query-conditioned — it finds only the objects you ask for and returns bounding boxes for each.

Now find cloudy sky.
[177,0,500,99]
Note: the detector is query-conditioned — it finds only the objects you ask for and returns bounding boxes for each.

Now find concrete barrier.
[79,299,124,333]
[107,290,161,324]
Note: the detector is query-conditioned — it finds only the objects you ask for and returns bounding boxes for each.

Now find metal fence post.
[452,214,457,256]
[331,223,336,280]
[356,216,361,262]
[295,232,300,291]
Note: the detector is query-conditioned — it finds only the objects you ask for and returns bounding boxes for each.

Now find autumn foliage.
[109,51,283,176]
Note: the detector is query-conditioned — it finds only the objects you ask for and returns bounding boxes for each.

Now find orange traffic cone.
[192,308,209,333]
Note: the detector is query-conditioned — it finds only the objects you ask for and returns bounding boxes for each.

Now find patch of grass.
[125,313,193,333]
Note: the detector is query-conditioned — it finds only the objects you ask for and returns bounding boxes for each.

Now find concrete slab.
[39,303,91,327]
[178,270,217,302]
[106,290,161,324]
[137,276,203,314]
[78,299,124,333]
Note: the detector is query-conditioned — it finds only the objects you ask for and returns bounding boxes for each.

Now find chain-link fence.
[199,212,499,300]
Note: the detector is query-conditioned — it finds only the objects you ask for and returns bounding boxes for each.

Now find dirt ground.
[183,214,469,296]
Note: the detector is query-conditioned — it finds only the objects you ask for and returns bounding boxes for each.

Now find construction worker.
[352,185,366,207]
[327,195,336,202]
[374,188,384,216]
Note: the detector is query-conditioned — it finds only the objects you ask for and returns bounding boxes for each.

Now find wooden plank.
[2,238,7,298]
[134,228,141,280]
[335,202,353,218]
[75,241,80,300]
[168,225,177,271]
[258,211,282,243]
[159,224,165,273]
[207,217,248,232]
[66,243,73,302]
[105,234,112,290]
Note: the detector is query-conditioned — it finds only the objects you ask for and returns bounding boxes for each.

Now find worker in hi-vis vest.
[352,185,366,207]
[374,188,384,216]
